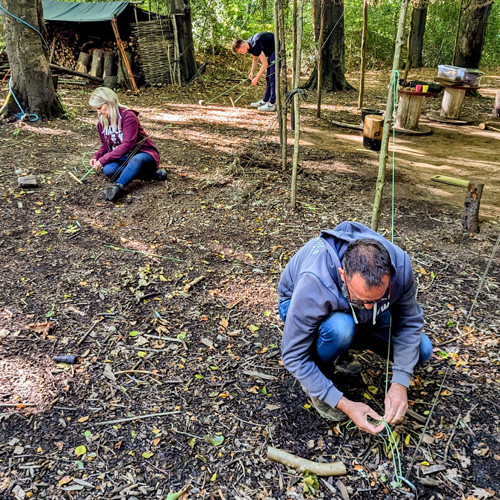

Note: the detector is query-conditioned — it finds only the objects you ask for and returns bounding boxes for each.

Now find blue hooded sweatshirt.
[278,221,423,410]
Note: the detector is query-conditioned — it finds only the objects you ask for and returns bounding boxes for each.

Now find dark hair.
[232,38,245,52]
[343,239,393,287]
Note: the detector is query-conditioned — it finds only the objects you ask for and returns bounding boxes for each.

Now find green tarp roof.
[42,0,129,23]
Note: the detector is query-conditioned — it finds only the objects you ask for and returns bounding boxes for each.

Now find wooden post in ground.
[291,0,305,208]
[493,91,500,117]
[463,181,484,233]
[103,52,116,78]
[278,0,288,170]
[274,0,283,166]
[358,0,368,109]
[316,0,326,117]
[371,0,409,232]
[111,17,138,93]
[291,0,298,131]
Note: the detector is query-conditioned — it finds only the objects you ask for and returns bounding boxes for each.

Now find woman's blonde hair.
[89,87,124,131]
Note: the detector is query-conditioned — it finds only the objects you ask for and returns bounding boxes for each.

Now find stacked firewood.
[47,29,80,68]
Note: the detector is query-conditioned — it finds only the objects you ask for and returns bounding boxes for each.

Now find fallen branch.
[267,446,346,476]
[113,370,164,377]
[49,63,103,83]
[103,244,185,262]
[67,171,83,184]
[183,275,205,293]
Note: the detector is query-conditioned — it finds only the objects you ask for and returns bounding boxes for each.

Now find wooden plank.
[431,175,470,188]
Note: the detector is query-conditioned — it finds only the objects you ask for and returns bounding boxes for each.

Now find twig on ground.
[67,171,83,184]
[183,275,205,293]
[77,318,103,346]
[95,411,180,426]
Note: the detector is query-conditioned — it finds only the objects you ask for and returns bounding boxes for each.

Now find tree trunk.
[408,3,428,68]
[303,0,353,91]
[170,0,197,82]
[455,0,493,69]
[0,0,63,120]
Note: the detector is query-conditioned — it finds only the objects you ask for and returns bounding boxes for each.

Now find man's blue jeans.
[102,152,156,186]
[278,298,433,365]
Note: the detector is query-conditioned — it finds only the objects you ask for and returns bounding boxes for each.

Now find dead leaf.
[471,487,495,499]
[26,321,55,337]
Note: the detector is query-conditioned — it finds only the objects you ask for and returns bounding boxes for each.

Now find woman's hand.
[92,160,103,171]
[90,158,97,167]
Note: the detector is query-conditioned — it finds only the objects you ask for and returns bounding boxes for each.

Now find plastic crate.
[464,69,483,86]
[437,65,467,82]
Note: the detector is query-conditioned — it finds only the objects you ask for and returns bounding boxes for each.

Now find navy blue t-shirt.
[247,32,275,58]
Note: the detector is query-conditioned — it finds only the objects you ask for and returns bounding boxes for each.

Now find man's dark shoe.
[301,385,347,422]
[103,183,125,201]
[152,169,167,182]
[335,355,363,376]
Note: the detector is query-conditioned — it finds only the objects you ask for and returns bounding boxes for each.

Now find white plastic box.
[437,65,467,82]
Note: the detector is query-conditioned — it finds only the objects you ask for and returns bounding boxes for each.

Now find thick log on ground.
[440,88,466,119]
[75,52,90,73]
[478,121,500,132]
[90,49,104,78]
[463,181,484,233]
[49,64,103,83]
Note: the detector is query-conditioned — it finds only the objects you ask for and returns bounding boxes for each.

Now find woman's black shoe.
[103,183,125,201]
[152,169,167,182]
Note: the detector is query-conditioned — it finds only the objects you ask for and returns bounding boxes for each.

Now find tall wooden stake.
[291,0,298,131]
[291,0,305,208]
[276,0,288,170]
[371,0,409,231]
[358,0,368,109]
[274,0,284,170]
[316,0,326,118]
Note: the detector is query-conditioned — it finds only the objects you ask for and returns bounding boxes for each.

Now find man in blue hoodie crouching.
[278,221,432,435]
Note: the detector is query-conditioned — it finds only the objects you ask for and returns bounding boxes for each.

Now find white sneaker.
[258,102,276,112]
[250,99,266,108]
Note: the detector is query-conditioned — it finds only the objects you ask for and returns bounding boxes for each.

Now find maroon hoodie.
[92,107,160,167]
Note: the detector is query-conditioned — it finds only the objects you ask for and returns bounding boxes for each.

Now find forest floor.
[0,60,499,500]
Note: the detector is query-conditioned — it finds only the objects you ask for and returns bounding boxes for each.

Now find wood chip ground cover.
[0,65,499,499]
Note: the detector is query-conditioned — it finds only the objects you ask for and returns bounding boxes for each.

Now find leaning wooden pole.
[316,0,326,118]
[291,0,298,131]
[111,17,139,93]
[371,0,409,231]
[291,0,305,208]
[358,0,368,109]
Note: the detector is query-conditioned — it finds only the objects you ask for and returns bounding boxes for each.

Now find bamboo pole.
[371,0,409,231]
[291,0,305,208]
[358,0,368,108]
[316,0,326,118]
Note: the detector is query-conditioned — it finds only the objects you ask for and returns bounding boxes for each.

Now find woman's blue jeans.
[102,152,156,186]
[278,298,433,365]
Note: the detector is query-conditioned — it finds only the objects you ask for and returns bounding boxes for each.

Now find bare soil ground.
[0,62,499,500]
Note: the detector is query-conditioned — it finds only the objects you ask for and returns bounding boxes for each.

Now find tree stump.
[75,52,90,74]
[90,49,104,78]
[463,181,484,233]
[363,114,384,151]
[396,92,424,130]
[493,91,500,117]
[440,87,466,119]
[103,52,116,78]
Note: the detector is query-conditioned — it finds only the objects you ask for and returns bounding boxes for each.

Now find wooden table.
[395,89,438,133]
